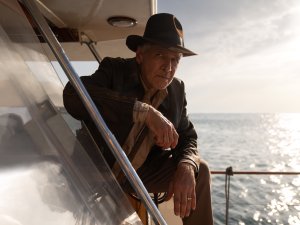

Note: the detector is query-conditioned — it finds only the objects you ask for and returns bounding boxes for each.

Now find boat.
[0,0,166,224]
[4,1,299,225]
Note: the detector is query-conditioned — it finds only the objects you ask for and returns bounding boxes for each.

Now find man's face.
[136,45,182,90]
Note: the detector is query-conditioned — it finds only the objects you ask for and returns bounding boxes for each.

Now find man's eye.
[172,57,180,64]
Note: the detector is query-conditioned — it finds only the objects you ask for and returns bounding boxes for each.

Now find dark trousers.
[123,158,214,225]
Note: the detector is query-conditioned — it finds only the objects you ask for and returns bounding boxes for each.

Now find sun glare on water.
[265,114,300,224]
[276,114,300,160]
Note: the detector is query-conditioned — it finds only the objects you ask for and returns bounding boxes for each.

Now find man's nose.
[162,59,173,72]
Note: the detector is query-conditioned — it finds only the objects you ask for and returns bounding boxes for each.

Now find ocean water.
[190,113,300,225]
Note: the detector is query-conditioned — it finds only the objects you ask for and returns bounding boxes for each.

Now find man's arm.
[167,81,200,218]
[172,81,200,172]
[134,94,198,218]
[170,118,199,218]
[63,78,135,123]
[63,57,139,152]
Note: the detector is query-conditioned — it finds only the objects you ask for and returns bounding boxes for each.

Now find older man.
[63,13,213,225]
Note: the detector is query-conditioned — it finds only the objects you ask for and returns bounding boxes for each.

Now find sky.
[157,0,300,113]
[57,0,300,113]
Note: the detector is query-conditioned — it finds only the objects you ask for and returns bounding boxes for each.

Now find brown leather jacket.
[63,57,200,173]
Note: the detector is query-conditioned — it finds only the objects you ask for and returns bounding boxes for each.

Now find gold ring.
[187,197,192,201]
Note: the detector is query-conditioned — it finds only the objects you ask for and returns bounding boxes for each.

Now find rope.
[225,166,233,225]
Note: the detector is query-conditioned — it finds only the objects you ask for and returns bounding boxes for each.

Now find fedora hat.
[126,13,196,57]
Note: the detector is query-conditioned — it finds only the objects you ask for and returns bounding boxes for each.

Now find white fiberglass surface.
[0,1,141,224]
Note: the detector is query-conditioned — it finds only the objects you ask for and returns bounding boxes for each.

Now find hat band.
[144,33,184,48]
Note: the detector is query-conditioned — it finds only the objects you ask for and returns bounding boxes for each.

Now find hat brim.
[126,35,196,57]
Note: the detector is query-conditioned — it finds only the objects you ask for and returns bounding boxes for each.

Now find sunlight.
[274,114,300,159]
[0,166,76,225]
[277,114,300,132]
[265,114,300,224]
[279,186,297,205]
[288,215,300,225]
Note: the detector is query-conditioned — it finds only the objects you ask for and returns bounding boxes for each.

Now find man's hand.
[166,163,196,218]
[145,106,178,149]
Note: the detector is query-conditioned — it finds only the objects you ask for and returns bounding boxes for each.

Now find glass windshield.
[0,1,141,224]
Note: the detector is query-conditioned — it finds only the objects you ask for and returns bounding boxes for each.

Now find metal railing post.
[21,0,167,224]
[84,41,102,64]
[80,33,103,64]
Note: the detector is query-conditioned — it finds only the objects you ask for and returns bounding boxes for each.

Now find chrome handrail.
[22,0,167,224]
[211,170,300,175]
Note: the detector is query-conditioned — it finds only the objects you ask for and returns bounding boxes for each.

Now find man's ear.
[136,48,143,64]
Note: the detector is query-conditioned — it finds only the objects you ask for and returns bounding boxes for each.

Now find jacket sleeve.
[63,78,135,122]
[171,82,201,174]
[63,57,136,131]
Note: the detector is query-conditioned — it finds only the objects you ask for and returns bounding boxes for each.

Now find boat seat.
[127,192,167,225]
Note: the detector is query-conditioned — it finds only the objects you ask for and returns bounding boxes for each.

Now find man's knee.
[196,160,211,183]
